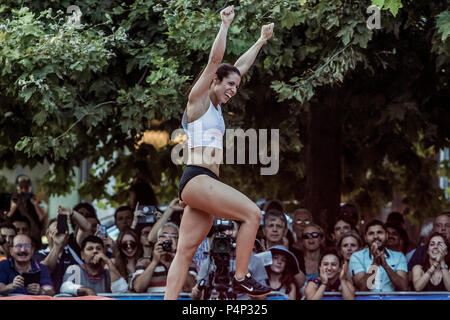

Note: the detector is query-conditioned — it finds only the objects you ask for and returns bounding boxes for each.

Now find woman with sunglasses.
[302,224,326,283]
[305,251,355,300]
[112,228,143,290]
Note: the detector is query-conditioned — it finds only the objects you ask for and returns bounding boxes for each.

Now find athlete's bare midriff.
[186,146,222,177]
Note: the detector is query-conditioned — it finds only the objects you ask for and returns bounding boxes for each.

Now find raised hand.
[220,5,235,26]
[260,23,274,42]
[319,266,328,285]
[340,261,348,280]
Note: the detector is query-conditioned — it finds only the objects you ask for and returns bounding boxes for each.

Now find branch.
[54,100,117,141]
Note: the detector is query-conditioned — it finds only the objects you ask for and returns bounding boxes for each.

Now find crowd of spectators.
[0,174,449,300]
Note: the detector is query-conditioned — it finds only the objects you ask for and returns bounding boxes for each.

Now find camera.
[211,234,233,255]
[200,218,236,300]
[212,218,233,233]
[137,205,157,224]
[161,240,173,252]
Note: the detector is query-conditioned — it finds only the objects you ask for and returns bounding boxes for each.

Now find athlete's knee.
[247,205,262,226]
[176,244,197,261]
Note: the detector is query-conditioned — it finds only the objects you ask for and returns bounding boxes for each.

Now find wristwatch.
[441,264,449,270]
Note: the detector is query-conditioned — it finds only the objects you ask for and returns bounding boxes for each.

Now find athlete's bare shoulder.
[186,93,210,123]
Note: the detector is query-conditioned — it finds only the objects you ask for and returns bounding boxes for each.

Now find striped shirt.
[132,259,197,293]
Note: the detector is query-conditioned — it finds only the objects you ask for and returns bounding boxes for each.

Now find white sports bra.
[182,101,225,150]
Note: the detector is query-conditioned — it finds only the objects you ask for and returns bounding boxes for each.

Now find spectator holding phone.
[146,199,183,244]
[60,235,127,296]
[112,227,143,289]
[305,251,355,300]
[0,234,54,296]
[36,206,92,293]
[412,232,450,291]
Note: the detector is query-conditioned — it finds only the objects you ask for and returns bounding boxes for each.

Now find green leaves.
[372,0,403,17]
[436,11,450,42]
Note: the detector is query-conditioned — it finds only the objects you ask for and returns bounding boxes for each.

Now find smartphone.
[96,224,107,237]
[56,214,68,234]
[22,270,41,286]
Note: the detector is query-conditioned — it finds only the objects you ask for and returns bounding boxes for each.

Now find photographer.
[145,198,183,244]
[6,175,48,250]
[132,222,195,294]
[191,219,268,300]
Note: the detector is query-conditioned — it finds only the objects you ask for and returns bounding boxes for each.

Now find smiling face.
[10,234,34,264]
[212,72,240,104]
[320,254,341,281]
[427,235,447,261]
[120,234,138,258]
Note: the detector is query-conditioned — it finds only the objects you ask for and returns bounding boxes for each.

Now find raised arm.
[234,23,274,76]
[188,6,235,105]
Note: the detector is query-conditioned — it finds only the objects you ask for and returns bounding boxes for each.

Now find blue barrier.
[100,292,290,300]
[322,291,450,300]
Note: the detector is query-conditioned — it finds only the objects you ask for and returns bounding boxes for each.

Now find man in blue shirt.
[350,219,408,292]
[0,234,54,296]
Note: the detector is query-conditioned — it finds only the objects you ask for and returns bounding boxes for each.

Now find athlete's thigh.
[181,175,260,222]
[177,205,214,252]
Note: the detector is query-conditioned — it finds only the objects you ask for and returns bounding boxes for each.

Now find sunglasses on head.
[120,241,137,250]
[302,232,322,239]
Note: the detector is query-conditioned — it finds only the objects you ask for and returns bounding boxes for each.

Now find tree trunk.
[305,88,342,233]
